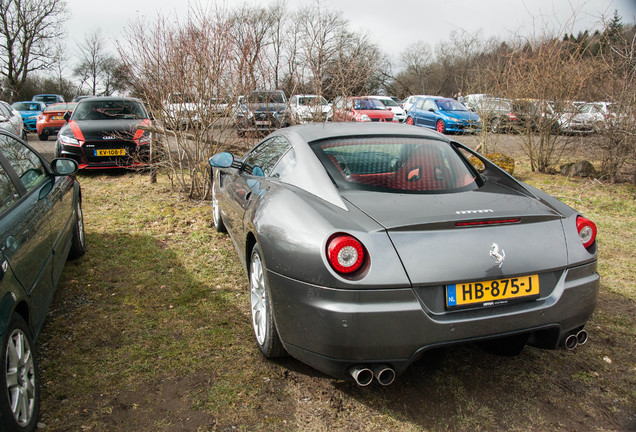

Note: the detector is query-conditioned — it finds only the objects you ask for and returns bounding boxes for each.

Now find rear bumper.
[268,261,599,379]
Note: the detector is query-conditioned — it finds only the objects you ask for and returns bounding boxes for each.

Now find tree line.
[0,1,634,189]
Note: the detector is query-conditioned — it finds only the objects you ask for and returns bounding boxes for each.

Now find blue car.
[406,97,481,134]
[11,101,46,133]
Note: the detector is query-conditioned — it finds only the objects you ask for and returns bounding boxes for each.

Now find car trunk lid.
[341,182,568,284]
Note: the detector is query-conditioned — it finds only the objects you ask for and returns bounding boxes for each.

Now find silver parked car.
[209,123,599,386]
[0,101,26,140]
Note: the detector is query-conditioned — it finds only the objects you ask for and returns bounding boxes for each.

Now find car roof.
[279,122,448,144]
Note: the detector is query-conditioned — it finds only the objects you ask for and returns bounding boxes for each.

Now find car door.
[420,99,438,129]
[222,136,292,250]
[0,134,57,334]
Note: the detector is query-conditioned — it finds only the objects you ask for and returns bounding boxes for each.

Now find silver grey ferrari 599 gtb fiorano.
[209,123,598,386]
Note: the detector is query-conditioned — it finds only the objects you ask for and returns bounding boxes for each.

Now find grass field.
[36,161,635,431]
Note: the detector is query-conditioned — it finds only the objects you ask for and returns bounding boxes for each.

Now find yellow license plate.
[52,115,64,120]
[446,274,539,309]
[95,149,125,157]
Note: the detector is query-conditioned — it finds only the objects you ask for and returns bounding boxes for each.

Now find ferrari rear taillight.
[327,234,366,274]
[576,216,597,249]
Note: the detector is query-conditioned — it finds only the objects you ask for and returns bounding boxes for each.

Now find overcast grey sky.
[65,0,636,62]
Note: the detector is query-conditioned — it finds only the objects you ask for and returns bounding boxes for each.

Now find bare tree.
[0,0,68,101]
[120,5,236,199]
[74,29,111,96]
[595,14,636,183]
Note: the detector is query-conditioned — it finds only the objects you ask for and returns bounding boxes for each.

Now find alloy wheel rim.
[437,121,444,133]
[250,253,267,345]
[5,329,36,426]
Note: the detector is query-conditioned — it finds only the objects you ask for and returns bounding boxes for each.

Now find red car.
[332,97,397,122]
[36,102,77,141]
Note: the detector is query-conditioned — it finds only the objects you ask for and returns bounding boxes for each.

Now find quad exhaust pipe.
[349,364,396,386]
[565,329,588,350]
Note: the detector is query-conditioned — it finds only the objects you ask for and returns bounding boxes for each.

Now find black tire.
[212,183,226,233]
[249,244,286,358]
[0,314,40,432]
[479,333,529,357]
[37,134,47,141]
[68,197,86,259]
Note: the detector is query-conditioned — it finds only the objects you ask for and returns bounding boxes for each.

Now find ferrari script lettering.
[455,209,494,214]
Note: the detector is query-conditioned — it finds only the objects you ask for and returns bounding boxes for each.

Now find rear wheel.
[436,119,446,134]
[68,197,86,260]
[249,244,285,358]
[0,315,40,432]
[37,133,47,141]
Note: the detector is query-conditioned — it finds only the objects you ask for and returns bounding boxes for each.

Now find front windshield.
[248,91,286,104]
[72,99,148,120]
[436,99,468,111]
[33,95,59,104]
[299,96,327,106]
[311,137,478,193]
[353,98,386,110]
[13,102,42,111]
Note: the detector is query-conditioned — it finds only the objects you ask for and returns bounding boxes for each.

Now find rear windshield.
[311,137,479,193]
[44,103,77,112]
[33,95,62,104]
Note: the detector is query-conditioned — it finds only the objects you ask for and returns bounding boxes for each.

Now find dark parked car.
[56,97,154,169]
[11,101,46,133]
[233,90,287,136]
[0,129,85,431]
[209,123,599,386]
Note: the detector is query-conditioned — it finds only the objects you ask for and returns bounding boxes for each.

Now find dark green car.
[0,130,85,432]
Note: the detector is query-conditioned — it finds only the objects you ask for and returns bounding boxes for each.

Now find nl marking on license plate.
[95,149,125,157]
[446,274,539,309]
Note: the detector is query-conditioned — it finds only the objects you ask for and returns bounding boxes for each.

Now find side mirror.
[209,152,234,168]
[63,111,72,122]
[50,158,78,175]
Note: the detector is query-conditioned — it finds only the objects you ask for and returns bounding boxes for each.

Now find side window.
[242,136,291,177]
[0,135,47,192]
[415,99,424,110]
[0,165,19,213]
[423,100,436,111]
